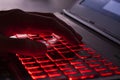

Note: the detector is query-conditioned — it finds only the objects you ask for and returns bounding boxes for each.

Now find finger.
[0,36,47,56]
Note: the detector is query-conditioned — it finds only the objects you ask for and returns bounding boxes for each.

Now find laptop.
[1,0,120,80]
[63,0,120,45]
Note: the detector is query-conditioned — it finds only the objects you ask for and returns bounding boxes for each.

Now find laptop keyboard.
[10,33,120,80]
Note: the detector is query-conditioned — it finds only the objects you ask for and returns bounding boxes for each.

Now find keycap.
[56,60,69,66]
[77,50,91,59]
[63,69,78,75]
[73,63,87,69]
[28,67,43,72]
[15,34,29,38]
[94,66,107,72]
[85,58,98,63]
[54,45,66,49]
[59,65,74,70]
[25,63,39,68]
[92,53,101,58]
[70,59,83,65]
[78,67,93,73]
[47,51,64,61]
[80,71,97,79]
[17,55,32,59]
[50,76,66,80]
[114,68,120,75]
[69,45,81,50]
[103,60,113,66]
[68,74,81,80]
[44,66,58,72]
[98,57,107,62]
[54,41,62,45]
[107,64,119,70]
[58,48,70,52]
[88,61,103,67]
[99,70,113,77]
[35,56,51,63]
[28,34,39,37]
[61,52,78,60]
[48,71,62,77]
[22,58,35,63]
[40,62,55,68]
[31,72,47,79]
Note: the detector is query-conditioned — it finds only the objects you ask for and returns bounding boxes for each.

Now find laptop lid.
[63,0,120,45]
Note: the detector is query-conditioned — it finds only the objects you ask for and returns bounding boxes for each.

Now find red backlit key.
[98,57,107,62]
[17,55,32,59]
[78,67,93,73]
[31,72,48,79]
[59,65,74,70]
[58,48,70,52]
[54,45,66,49]
[44,66,58,72]
[28,67,43,72]
[15,34,29,39]
[47,51,64,61]
[99,70,113,77]
[40,62,55,68]
[21,58,35,63]
[54,41,62,45]
[85,58,98,63]
[69,45,81,50]
[114,68,120,75]
[88,61,102,67]
[68,73,81,80]
[94,66,107,72]
[73,63,87,69]
[48,70,62,77]
[56,60,69,66]
[80,71,97,79]
[61,52,78,60]
[63,69,78,75]
[36,56,51,63]
[31,75,47,80]
[50,76,67,80]
[77,50,91,59]
[92,53,101,58]
[70,59,83,65]
[103,60,113,66]
[108,65,119,70]
[25,63,39,68]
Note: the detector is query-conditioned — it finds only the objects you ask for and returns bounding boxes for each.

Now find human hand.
[0,9,82,56]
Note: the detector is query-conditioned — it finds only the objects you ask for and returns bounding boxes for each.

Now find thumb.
[0,36,47,56]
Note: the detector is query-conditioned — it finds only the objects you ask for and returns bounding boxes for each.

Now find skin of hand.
[0,9,82,56]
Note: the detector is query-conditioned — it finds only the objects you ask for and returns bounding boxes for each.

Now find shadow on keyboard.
[10,33,120,80]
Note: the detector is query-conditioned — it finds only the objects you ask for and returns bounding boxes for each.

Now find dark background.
[0,0,77,12]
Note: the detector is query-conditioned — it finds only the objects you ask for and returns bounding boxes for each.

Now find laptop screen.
[64,0,120,44]
[81,0,120,22]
